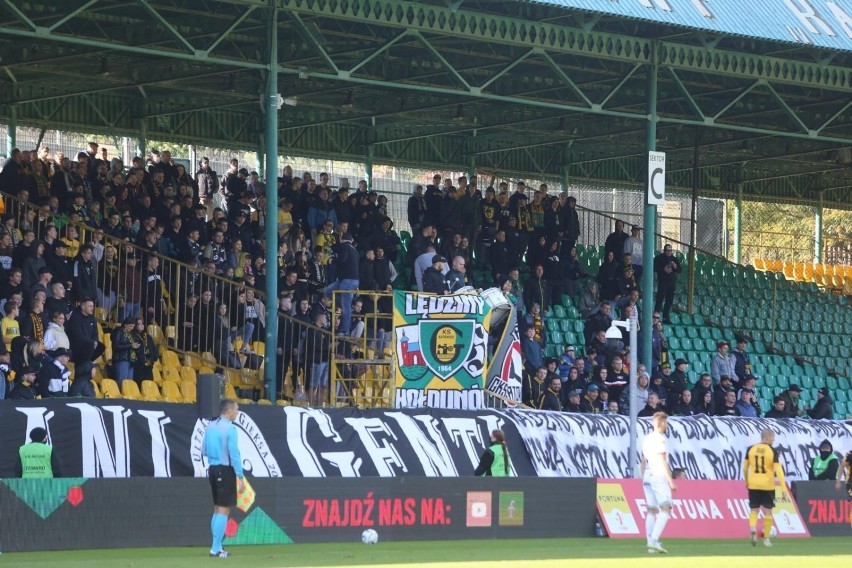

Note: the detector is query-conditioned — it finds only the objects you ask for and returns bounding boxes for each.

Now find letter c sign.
[647,151,666,206]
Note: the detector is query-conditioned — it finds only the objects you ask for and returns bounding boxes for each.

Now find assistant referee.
[202,399,245,559]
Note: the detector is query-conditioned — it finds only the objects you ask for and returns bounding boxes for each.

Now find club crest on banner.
[418,319,475,380]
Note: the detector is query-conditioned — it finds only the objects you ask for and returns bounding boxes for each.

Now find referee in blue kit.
[202,399,245,558]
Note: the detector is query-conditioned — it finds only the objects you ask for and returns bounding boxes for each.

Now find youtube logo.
[466,492,492,527]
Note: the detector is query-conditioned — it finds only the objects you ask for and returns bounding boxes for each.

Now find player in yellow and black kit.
[834,450,852,528]
[743,428,785,547]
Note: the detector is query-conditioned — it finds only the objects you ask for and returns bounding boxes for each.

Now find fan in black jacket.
[422,256,448,295]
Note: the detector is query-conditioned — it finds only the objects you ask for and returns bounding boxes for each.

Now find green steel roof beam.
[0,26,267,70]
[47,0,99,32]
[286,11,339,73]
[203,5,258,57]
[1,0,37,30]
[138,0,197,54]
[763,83,812,135]
[283,64,852,145]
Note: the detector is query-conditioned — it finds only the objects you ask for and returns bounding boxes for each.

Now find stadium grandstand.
[0,0,850,416]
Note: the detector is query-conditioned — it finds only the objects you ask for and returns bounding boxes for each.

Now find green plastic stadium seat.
[826,377,839,390]
[762,375,777,388]
[775,375,790,389]
[834,390,848,403]
[799,376,814,389]
[833,401,847,417]
[839,377,851,391]
[550,331,564,345]
[552,305,566,318]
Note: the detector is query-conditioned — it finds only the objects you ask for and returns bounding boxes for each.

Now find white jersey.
[642,431,668,480]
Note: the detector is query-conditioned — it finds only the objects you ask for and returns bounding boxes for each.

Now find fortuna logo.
[191,412,282,477]
[404,294,484,316]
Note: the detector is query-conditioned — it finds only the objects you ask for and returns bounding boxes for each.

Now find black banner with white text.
[1,400,850,480]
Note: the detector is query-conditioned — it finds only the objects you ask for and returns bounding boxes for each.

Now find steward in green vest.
[474,429,512,477]
[809,439,839,481]
[17,427,61,479]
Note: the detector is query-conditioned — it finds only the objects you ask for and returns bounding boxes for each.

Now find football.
[361,528,379,544]
[759,526,778,538]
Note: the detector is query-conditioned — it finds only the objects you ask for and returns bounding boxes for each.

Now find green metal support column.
[468,155,476,185]
[263,8,280,398]
[733,185,743,263]
[255,149,264,178]
[814,193,824,264]
[561,165,570,194]
[365,145,374,191]
[6,105,16,157]
[640,63,658,376]
[136,118,147,159]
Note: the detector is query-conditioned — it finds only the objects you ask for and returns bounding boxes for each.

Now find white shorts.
[643,478,672,510]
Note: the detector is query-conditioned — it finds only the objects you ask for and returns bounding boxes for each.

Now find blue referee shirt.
[202,418,244,477]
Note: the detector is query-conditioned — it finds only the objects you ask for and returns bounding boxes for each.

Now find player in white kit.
[641,412,677,554]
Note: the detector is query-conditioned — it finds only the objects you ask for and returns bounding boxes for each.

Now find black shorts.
[748,489,775,510]
[209,465,237,507]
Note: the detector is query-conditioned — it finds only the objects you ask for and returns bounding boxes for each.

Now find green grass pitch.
[1,538,851,567]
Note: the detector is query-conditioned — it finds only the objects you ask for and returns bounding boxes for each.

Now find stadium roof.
[1,0,851,208]
[522,0,852,53]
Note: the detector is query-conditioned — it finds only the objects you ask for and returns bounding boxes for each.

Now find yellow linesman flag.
[236,477,256,513]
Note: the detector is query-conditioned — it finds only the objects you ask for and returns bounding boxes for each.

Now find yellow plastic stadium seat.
[160,381,184,403]
[94,307,108,322]
[180,366,197,384]
[92,381,102,398]
[151,366,164,384]
[276,400,290,407]
[97,322,105,342]
[199,366,215,375]
[202,352,217,366]
[161,350,181,368]
[141,380,163,402]
[753,258,765,270]
[162,367,181,383]
[224,383,239,400]
[252,342,266,356]
[184,352,203,369]
[121,380,143,400]
[100,379,122,399]
[257,399,272,405]
[165,325,177,342]
[232,337,244,353]
[147,324,165,347]
[180,381,197,403]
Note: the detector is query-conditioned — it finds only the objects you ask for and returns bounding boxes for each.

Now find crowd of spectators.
[0,143,839,416]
